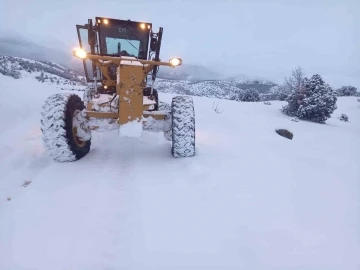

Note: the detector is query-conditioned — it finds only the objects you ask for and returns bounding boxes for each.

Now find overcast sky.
[1,0,359,86]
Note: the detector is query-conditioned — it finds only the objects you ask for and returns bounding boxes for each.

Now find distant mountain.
[156,63,226,81]
[0,34,281,89]
[0,35,84,74]
[0,34,227,82]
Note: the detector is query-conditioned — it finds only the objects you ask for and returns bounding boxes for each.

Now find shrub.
[238,88,260,102]
[339,114,349,122]
[269,85,289,101]
[282,74,337,123]
[336,86,357,96]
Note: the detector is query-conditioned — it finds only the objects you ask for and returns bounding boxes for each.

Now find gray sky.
[1,0,359,86]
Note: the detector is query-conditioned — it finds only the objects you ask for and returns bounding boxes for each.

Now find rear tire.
[41,93,91,162]
[171,96,195,157]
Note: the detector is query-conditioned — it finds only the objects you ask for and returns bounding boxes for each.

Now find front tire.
[41,93,91,162]
[171,96,195,157]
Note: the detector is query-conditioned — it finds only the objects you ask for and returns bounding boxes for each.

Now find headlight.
[169,57,182,67]
[73,48,87,59]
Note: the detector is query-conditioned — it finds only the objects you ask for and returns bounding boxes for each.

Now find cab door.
[76,25,101,82]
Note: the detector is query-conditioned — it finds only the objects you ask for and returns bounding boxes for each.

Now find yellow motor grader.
[40,17,195,162]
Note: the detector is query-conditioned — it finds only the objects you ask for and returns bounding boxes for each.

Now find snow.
[143,95,156,105]
[91,94,118,112]
[104,56,151,67]
[0,73,360,269]
[118,118,143,137]
[120,57,147,66]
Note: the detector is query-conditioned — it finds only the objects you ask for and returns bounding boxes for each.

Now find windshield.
[98,23,149,59]
[105,37,140,57]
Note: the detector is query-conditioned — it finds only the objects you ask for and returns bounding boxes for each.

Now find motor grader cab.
[40,16,195,162]
[77,17,161,96]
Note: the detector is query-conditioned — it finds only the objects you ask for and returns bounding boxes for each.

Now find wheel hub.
[72,110,89,147]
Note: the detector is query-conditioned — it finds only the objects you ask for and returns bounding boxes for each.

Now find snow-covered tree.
[283,66,305,93]
[35,71,46,82]
[336,85,357,96]
[269,85,289,101]
[282,74,337,123]
[9,64,21,79]
[238,88,260,102]
[0,58,21,79]
[281,85,304,116]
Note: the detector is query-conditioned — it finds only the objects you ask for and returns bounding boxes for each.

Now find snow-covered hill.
[0,55,87,91]
[0,55,278,100]
[0,73,359,269]
[155,77,276,99]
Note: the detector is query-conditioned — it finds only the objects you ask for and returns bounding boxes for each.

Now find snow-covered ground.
[0,73,359,269]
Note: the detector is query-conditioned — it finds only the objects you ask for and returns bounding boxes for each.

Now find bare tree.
[284,66,305,93]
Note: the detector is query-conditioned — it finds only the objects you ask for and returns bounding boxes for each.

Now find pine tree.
[285,74,337,123]
[281,87,304,116]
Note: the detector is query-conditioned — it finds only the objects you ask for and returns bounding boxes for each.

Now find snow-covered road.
[0,74,359,269]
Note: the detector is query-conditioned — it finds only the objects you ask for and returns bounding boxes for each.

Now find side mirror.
[150,37,157,52]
